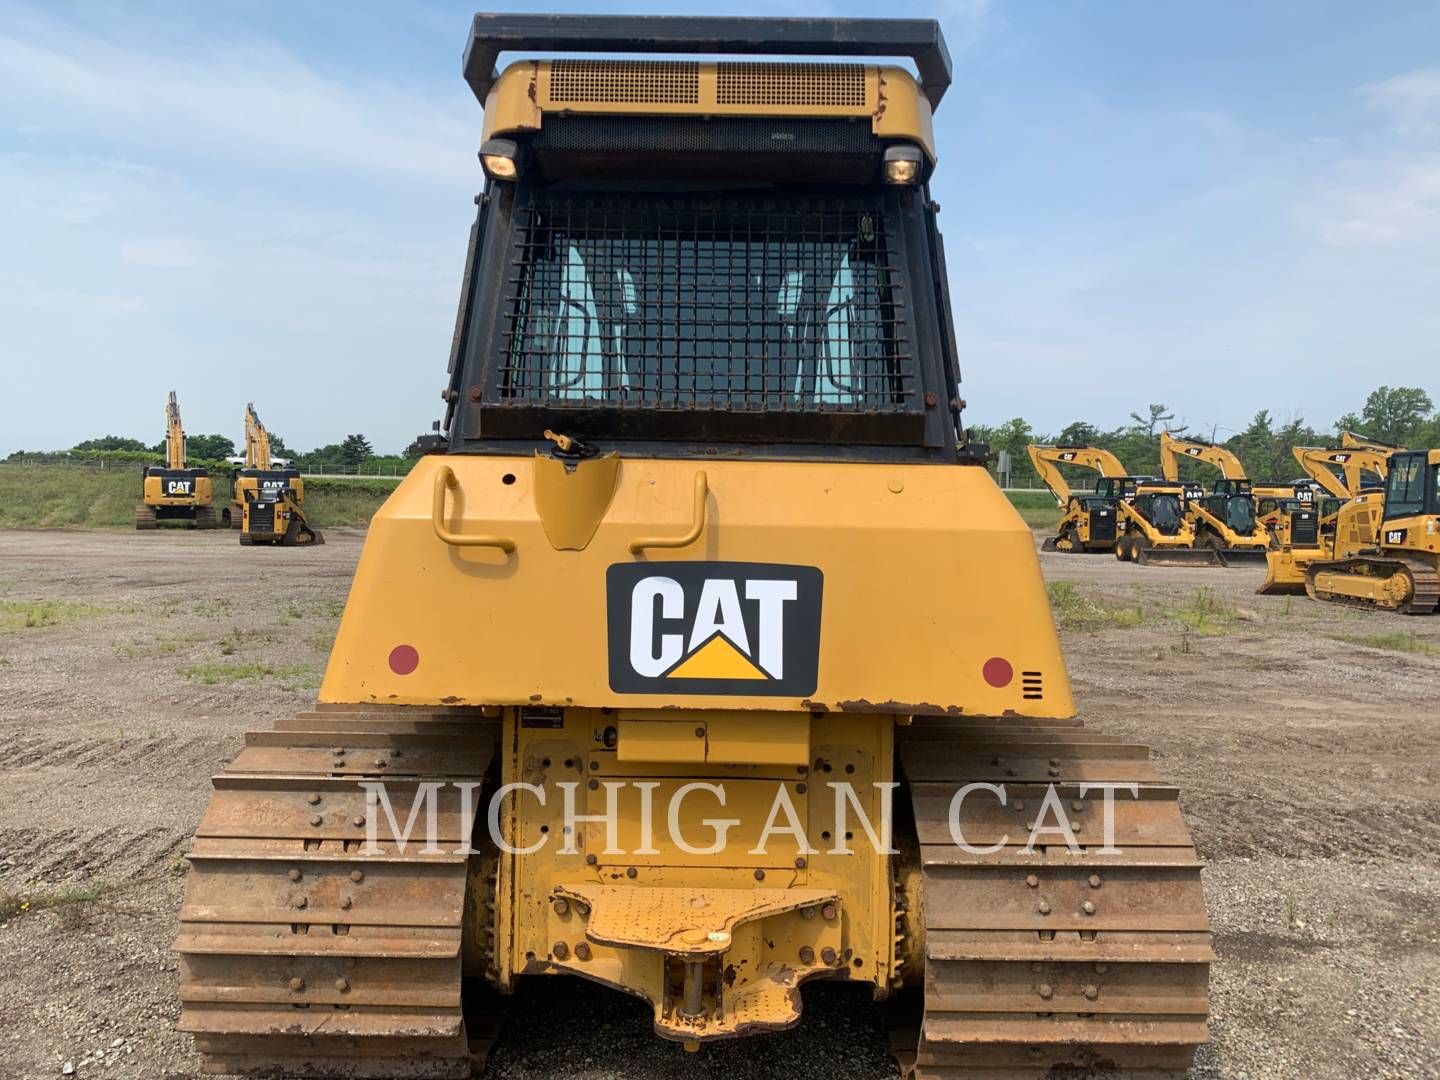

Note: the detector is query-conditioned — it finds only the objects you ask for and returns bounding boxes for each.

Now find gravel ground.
[0,528,1436,1080]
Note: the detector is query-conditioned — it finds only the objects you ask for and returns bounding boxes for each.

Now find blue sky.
[2,0,1437,454]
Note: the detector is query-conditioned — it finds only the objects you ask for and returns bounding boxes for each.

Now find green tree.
[1129,404,1179,438]
[340,434,374,472]
[75,435,148,452]
[186,434,236,460]
[1339,386,1435,446]
[1055,421,1102,447]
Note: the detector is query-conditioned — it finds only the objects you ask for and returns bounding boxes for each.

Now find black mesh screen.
[495,191,916,418]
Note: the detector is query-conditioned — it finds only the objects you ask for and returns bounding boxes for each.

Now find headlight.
[883,144,923,185]
[480,138,520,181]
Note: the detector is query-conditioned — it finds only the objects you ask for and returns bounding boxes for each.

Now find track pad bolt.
[339,897,352,910]
[287,868,302,882]
[307,793,321,805]
[1037,983,1053,1000]
[1083,984,1099,1000]
[1088,874,1102,888]
[1025,875,1039,888]
[350,870,364,883]
[293,897,307,910]
[309,815,323,827]
[334,978,349,992]
[1038,900,1051,915]
[288,977,305,992]
[1082,901,1096,915]
[352,816,365,827]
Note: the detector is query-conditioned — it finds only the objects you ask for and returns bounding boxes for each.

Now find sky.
[2,0,1438,455]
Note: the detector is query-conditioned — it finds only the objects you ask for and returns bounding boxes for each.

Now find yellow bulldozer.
[176,16,1211,1078]
[135,391,216,530]
[232,403,323,546]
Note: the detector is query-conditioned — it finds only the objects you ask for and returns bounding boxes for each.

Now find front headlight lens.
[883,144,923,185]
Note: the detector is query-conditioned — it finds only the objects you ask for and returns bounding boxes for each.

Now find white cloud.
[0,5,475,185]
[1359,67,1440,137]
[121,238,200,268]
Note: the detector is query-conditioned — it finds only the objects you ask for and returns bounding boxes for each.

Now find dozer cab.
[1258,445,1399,596]
[233,402,323,546]
[1157,432,1268,565]
[135,391,215,530]
[176,15,1211,1078]
[1027,444,1123,554]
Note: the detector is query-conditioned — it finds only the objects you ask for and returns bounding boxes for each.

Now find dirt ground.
[0,529,1436,1080]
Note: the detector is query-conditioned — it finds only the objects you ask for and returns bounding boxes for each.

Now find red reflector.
[388,645,419,676]
[982,657,1013,688]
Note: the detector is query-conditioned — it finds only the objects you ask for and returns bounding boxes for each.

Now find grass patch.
[0,879,112,923]
[115,631,207,659]
[1046,581,1146,631]
[0,465,399,530]
[1332,631,1440,655]
[0,598,111,632]
[178,660,313,684]
[1007,489,1058,529]
[1174,586,1237,635]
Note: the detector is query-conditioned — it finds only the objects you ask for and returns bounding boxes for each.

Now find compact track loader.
[1157,433,1268,566]
[136,391,215,530]
[233,403,323,546]
[177,15,1211,1078]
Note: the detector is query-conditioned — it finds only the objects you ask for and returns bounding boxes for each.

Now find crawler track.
[176,705,499,1077]
[1305,554,1440,615]
[897,716,1212,1078]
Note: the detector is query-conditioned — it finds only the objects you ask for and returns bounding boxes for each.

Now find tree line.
[973,386,1438,488]
[8,432,424,475]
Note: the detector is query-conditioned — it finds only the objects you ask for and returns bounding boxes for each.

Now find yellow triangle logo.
[666,634,769,680]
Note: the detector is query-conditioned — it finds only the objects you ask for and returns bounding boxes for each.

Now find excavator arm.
[1292,446,1394,500]
[1159,431,1247,482]
[244,403,271,471]
[166,391,186,470]
[1027,444,1126,507]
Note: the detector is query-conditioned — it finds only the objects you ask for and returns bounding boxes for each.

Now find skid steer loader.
[176,15,1211,1078]
[1157,433,1268,566]
[1027,444,1124,554]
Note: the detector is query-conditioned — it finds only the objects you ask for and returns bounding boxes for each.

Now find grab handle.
[628,471,709,554]
[432,466,516,552]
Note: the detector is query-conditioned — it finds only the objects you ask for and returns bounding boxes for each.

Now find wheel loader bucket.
[1213,548,1269,568]
[1137,545,1225,567]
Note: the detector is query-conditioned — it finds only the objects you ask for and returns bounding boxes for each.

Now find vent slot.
[717,63,866,107]
[549,61,699,105]
[1021,671,1044,701]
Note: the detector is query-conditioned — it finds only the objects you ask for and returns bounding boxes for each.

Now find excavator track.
[1305,554,1440,615]
[176,704,500,1078]
[896,716,1212,1079]
[135,504,158,530]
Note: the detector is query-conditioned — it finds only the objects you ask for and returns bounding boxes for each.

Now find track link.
[1305,554,1440,614]
[897,716,1212,1078]
[176,705,500,1077]
[135,504,157,530]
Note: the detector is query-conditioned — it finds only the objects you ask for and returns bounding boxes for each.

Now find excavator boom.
[166,391,186,470]
[1027,444,1126,506]
[1159,431,1247,483]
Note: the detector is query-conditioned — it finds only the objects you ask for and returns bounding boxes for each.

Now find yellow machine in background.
[177,16,1210,1079]
[232,403,323,546]
[135,391,215,530]
[1158,432,1268,564]
[1028,444,1124,553]
[1259,444,1398,594]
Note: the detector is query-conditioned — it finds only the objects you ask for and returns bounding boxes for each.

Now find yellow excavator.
[176,16,1210,1079]
[1259,443,1401,595]
[1157,432,1268,564]
[135,391,215,530]
[1028,444,1124,553]
[232,403,323,546]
